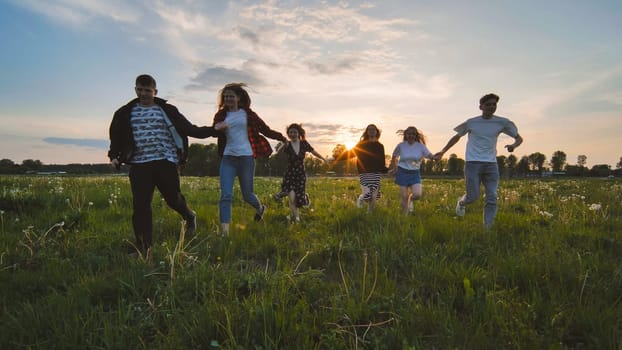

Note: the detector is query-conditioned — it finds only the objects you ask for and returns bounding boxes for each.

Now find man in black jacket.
[108,74,216,256]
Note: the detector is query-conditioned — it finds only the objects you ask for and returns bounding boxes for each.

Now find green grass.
[1,175,621,349]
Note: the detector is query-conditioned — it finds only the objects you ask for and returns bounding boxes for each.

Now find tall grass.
[1,175,621,349]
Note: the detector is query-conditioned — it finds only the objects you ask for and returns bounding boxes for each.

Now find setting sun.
[345,140,357,150]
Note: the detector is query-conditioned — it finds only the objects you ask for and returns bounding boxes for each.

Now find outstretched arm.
[505,134,523,152]
[311,149,327,163]
[433,134,462,160]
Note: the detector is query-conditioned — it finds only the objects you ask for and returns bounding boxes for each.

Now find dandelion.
[88,202,93,206]
[539,210,553,218]
[588,203,602,211]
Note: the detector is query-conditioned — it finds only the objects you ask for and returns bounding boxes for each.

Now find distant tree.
[0,158,19,174]
[255,157,270,176]
[577,155,587,167]
[576,154,588,176]
[304,154,328,175]
[421,159,434,175]
[432,158,445,175]
[550,150,567,172]
[21,159,43,172]
[590,164,611,177]
[516,156,530,176]
[565,165,581,176]
[267,150,288,177]
[506,154,518,177]
[331,144,348,175]
[182,143,220,176]
[528,152,546,174]
[617,157,622,169]
[447,154,464,176]
[497,155,507,177]
[0,159,14,167]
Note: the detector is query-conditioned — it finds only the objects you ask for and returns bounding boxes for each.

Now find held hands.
[432,152,444,161]
[504,144,515,153]
[275,141,290,153]
[214,121,228,131]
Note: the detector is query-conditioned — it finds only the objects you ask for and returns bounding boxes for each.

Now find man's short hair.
[136,74,156,88]
[479,93,499,105]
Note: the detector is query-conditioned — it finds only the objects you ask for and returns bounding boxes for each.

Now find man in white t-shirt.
[434,93,523,228]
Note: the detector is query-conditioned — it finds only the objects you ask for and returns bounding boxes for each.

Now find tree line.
[1,144,621,177]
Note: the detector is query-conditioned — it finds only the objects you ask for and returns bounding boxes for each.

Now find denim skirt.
[395,167,421,186]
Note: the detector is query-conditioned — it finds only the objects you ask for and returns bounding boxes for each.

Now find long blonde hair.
[397,126,426,144]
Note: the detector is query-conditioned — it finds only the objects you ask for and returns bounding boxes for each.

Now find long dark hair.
[360,124,381,141]
[286,123,306,141]
[218,83,251,110]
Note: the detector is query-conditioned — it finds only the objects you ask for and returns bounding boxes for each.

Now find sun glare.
[345,140,357,150]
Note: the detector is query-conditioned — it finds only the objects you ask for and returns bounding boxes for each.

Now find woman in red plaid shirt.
[213,83,287,235]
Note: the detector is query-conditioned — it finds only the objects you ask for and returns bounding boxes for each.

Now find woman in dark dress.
[273,123,326,222]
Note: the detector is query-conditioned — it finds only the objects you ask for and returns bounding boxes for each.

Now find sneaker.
[254,204,266,221]
[303,193,310,207]
[408,200,414,213]
[185,210,197,237]
[455,198,466,217]
[356,195,364,208]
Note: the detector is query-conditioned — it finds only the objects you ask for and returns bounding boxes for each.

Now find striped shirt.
[130,104,179,164]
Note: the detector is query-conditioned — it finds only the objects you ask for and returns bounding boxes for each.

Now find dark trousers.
[129,160,192,250]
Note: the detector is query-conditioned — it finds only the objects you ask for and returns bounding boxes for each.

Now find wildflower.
[539,210,553,218]
[588,203,602,211]
[88,202,93,206]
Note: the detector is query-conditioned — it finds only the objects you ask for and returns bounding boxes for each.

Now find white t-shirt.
[223,109,253,156]
[392,141,432,171]
[454,115,518,162]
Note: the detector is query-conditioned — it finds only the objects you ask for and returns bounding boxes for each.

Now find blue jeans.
[219,155,260,223]
[462,161,499,227]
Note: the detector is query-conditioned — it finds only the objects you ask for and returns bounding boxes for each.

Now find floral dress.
[279,140,314,207]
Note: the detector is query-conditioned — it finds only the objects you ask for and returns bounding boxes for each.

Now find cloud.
[306,57,360,75]
[10,0,139,27]
[300,122,362,149]
[43,137,108,149]
[185,65,265,91]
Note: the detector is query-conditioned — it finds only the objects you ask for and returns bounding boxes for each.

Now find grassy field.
[1,175,621,349]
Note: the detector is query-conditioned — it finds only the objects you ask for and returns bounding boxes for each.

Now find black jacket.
[108,97,217,165]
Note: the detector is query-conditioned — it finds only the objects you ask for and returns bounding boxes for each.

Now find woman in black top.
[340,124,388,211]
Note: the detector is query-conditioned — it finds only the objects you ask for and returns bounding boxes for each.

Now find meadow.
[1,175,621,349]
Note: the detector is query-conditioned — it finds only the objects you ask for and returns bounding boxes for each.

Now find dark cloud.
[43,137,108,149]
[236,26,260,45]
[185,66,264,91]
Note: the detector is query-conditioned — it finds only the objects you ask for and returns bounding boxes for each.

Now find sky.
[1,0,621,167]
